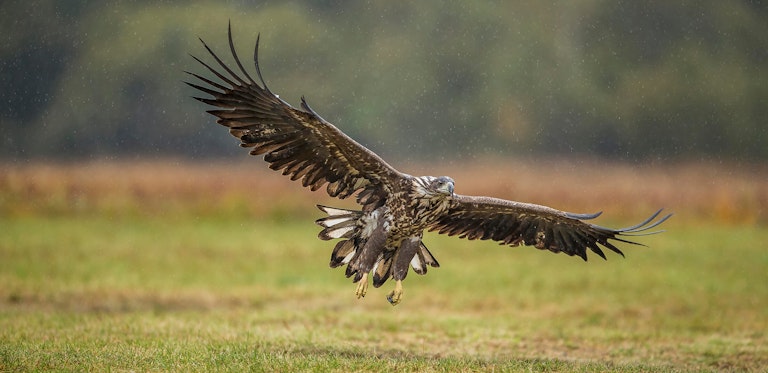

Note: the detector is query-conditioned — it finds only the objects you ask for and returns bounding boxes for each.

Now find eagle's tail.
[410,241,440,275]
[316,205,440,284]
[370,241,440,288]
[316,205,362,268]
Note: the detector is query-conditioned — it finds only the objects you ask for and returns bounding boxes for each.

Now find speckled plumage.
[188,25,671,305]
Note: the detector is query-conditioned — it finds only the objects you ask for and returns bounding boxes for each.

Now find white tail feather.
[318,216,355,228]
[318,205,356,216]
[342,250,356,264]
[325,225,355,239]
[410,254,422,271]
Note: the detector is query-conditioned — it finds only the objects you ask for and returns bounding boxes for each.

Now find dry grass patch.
[2,158,766,223]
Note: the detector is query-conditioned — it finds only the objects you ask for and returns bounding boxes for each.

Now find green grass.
[1,214,767,371]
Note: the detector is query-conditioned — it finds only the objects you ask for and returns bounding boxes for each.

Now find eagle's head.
[415,175,455,198]
[432,176,455,196]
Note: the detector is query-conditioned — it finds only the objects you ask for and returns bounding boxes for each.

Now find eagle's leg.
[355,273,369,298]
[386,280,404,306]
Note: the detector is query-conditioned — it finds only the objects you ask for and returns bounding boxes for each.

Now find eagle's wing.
[430,195,671,260]
[186,25,405,201]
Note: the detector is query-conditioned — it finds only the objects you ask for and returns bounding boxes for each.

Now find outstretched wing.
[430,195,671,261]
[185,25,405,201]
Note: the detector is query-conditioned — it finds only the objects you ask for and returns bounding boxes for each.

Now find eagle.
[186,25,671,306]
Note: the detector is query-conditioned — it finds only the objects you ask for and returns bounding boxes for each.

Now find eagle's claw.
[355,273,369,299]
[387,280,404,306]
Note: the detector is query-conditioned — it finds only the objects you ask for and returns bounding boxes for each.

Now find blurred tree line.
[1,0,766,162]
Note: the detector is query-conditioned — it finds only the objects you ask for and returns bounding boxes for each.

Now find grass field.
[1,160,767,371]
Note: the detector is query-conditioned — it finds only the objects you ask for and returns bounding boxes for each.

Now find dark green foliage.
[2,0,766,161]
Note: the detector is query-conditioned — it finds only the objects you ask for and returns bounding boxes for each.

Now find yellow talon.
[386,280,404,306]
[355,273,369,299]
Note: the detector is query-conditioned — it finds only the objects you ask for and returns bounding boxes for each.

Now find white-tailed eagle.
[186,25,671,306]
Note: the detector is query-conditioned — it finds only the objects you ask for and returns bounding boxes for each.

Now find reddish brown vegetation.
[1,158,765,224]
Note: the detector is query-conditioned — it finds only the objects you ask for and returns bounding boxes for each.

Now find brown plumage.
[187,25,671,306]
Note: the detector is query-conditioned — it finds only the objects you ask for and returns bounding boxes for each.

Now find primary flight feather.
[186,25,671,306]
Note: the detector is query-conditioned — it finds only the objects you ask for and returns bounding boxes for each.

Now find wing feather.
[186,26,405,203]
[430,195,671,261]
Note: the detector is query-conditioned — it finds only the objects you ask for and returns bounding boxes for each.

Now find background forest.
[2,0,766,162]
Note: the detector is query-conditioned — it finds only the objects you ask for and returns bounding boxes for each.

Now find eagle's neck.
[407,176,453,224]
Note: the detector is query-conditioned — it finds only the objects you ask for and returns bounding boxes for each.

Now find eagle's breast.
[382,176,452,245]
